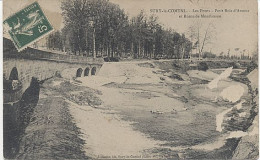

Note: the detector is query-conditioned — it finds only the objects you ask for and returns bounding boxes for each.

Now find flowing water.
[208,67,233,89]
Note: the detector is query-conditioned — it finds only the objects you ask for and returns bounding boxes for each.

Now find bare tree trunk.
[108,42,111,57]
[77,29,82,55]
[151,44,155,58]
[181,43,185,59]
[149,43,152,58]
[101,44,103,57]
[198,27,200,59]
[93,27,96,58]
[131,42,134,57]
[138,40,141,58]
[106,42,109,57]
[142,43,145,58]
[200,24,210,56]
[162,44,165,56]
[111,41,114,58]
[85,28,88,55]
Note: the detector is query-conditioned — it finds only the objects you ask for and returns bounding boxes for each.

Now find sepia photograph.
[2,0,259,159]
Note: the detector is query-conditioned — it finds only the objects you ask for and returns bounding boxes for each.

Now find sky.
[3,0,258,55]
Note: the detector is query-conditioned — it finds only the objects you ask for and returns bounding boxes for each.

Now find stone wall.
[3,38,103,103]
[4,58,102,93]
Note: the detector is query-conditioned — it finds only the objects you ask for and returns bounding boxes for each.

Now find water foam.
[208,67,233,89]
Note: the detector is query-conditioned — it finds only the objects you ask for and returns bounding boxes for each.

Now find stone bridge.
[3,37,104,158]
[3,38,104,103]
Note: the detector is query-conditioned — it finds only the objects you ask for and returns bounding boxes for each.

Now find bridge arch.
[84,67,90,76]
[76,68,83,77]
[9,67,19,80]
[91,67,96,75]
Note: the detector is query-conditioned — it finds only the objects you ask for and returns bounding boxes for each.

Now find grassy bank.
[15,78,91,159]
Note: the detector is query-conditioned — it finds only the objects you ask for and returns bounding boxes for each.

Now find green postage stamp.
[3,2,53,51]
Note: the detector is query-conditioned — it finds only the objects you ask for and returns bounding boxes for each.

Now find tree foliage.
[60,0,192,59]
[47,31,63,50]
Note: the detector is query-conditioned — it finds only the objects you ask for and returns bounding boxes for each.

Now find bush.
[198,62,209,71]
[104,57,109,62]
[231,62,241,69]
[170,74,184,81]
[246,61,258,74]
[55,71,62,78]
[171,61,190,73]
[138,63,155,68]
[104,57,120,62]
[110,57,120,62]
[173,63,182,69]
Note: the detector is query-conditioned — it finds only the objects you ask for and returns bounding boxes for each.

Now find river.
[68,61,252,159]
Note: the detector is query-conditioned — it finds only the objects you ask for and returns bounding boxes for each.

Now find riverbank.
[231,68,259,159]
[15,78,90,159]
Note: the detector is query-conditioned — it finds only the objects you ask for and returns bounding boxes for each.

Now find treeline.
[47,0,192,59]
[196,51,253,60]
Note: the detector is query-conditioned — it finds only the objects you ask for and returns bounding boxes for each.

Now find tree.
[187,22,216,59]
[47,31,63,50]
[60,0,192,60]
[61,0,129,57]
[202,51,216,59]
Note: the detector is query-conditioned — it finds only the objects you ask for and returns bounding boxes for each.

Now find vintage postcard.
[2,0,259,159]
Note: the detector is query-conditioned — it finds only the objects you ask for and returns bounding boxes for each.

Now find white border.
[1,0,4,159]
[257,0,260,160]
[0,1,260,160]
